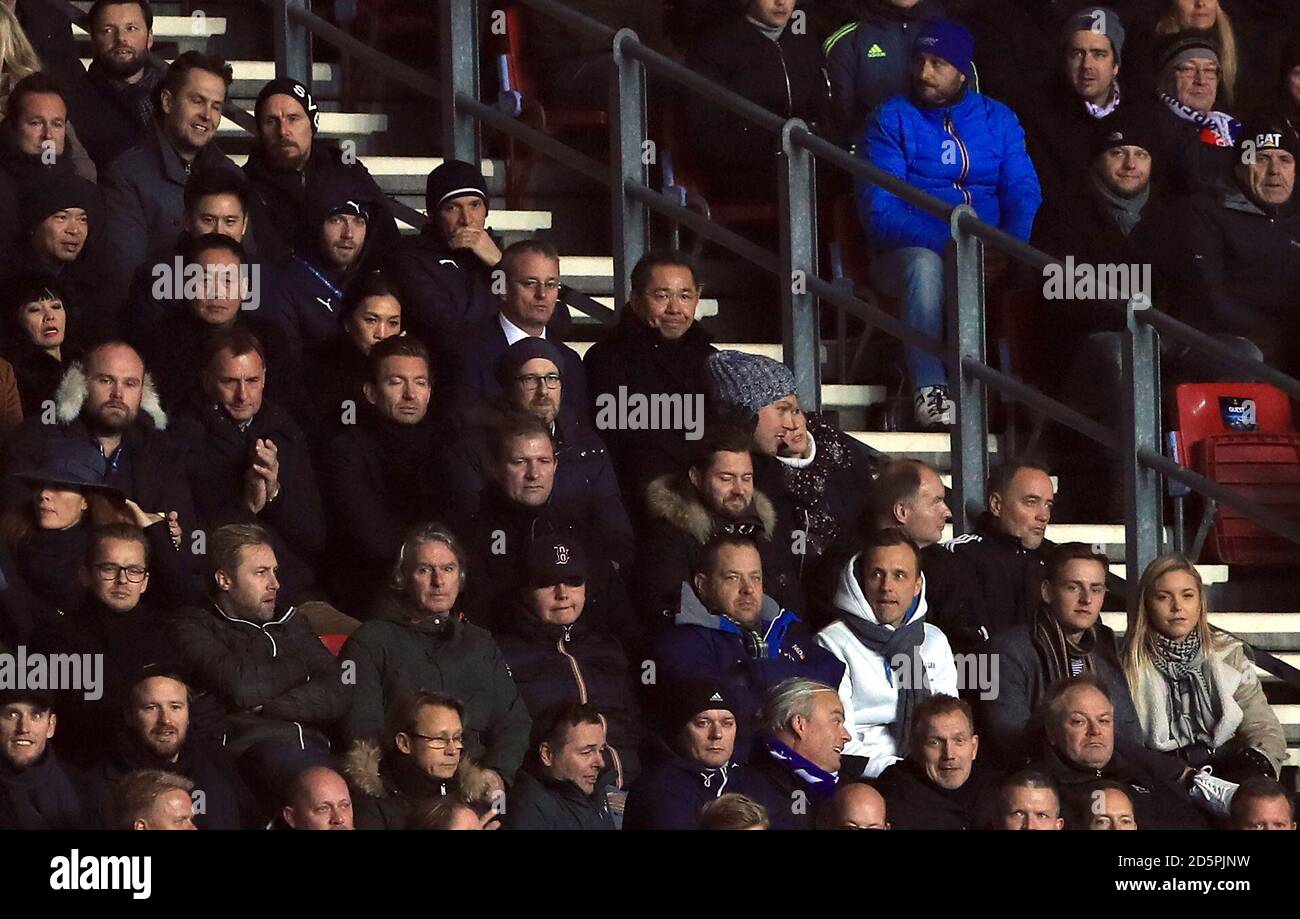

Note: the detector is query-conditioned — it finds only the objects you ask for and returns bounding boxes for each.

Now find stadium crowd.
[0,0,1295,830]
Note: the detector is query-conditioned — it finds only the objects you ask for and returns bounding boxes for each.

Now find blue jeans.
[870,246,947,389]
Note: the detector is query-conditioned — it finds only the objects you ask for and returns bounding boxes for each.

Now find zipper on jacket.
[775,41,793,117]
[555,630,626,788]
[943,112,973,206]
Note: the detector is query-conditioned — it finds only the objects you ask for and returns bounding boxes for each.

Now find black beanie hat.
[19,175,99,233]
[1092,107,1160,162]
[494,336,565,389]
[1236,117,1300,162]
[425,159,489,216]
[254,77,319,134]
[1153,29,1219,81]
[668,679,736,729]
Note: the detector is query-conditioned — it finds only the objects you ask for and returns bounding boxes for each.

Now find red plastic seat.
[1172,383,1300,564]
[318,633,349,657]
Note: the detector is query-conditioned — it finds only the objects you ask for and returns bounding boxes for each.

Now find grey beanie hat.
[705,350,797,415]
[1065,7,1125,61]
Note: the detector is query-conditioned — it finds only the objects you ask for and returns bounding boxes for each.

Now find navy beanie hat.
[913,18,975,76]
[494,336,565,389]
[254,77,320,134]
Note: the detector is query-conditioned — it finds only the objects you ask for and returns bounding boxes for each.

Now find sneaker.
[913,385,955,429]
[1189,766,1239,817]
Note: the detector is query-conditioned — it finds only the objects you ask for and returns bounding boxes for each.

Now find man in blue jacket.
[861,18,1041,429]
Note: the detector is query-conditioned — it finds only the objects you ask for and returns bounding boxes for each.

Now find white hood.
[832,551,930,629]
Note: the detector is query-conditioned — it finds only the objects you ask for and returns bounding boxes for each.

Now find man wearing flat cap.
[438,337,633,568]
[243,76,399,264]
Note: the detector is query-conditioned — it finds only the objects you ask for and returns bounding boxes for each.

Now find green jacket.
[340,592,531,781]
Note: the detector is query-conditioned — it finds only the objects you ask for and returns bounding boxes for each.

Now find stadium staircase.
[69,0,1298,781]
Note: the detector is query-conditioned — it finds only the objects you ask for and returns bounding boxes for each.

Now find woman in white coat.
[1122,554,1286,783]
[817,529,958,779]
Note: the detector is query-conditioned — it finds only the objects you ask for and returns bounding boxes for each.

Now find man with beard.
[635,425,805,626]
[0,690,84,829]
[242,78,398,264]
[102,51,241,276]
[76,0,168,170]
[874,694,998,829]
[439,338,632,566]
[3,340,196,606]
[320,336,441,614]
[86,671,255,829]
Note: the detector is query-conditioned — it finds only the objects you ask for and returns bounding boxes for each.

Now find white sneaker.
[1189,766,1239,817]
[913,385,955,429]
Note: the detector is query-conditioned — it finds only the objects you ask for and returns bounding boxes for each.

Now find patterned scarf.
[1031,604,1096,686]
[1083,81,1121,119]
[841,595,931,750]
[1150,631,1217,748]
[1159,91,1240,147]
[764,736,838,800]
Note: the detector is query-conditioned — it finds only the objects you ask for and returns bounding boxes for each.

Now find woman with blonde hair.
[1122,553,1286,783]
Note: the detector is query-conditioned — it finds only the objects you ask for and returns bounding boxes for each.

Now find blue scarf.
[765,737,838,800]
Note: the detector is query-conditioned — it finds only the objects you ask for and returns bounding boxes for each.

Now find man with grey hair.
[742,677,851,830]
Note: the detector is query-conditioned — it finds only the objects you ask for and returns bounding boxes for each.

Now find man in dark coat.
[648,535,843,746]
[459,412,637,646]
[387,159,504,348]
[84,670,255,830]
[743,677,851,830]
[320,336,441,614]
[496,535,642,788]
[242,77,399,265]
[502,702,616,830]
[947,458,1054,638]
[3,341,198,592]
[101,51,242,276]
[583,249,716,515]
[685,0,832,198]
[635,426,806,624]
[137,233,305,417]
[169,525,350,771]
[1026,675,1211,830]
[339,527,531,786]
[170,329,326,608]
[1149,31,1239,196]
[439,337,634,568]
[71,0,168,170]
[0,690,85,830]
[875,694,999,829]
[1182,119,1300,373]
[624,681,765,830]
[981,542,1185,784]
[437,238,587,427]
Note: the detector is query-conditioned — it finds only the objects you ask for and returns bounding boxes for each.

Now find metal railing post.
[948,208,987,534]
[442,0,481,165]
[274,0,312,85]
[1123,294,1162,586]
[611,28,648,306]
[779,122,820,411]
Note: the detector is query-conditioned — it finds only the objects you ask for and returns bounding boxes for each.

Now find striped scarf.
[1158,91,1240,147]
[1031,605,1096,686]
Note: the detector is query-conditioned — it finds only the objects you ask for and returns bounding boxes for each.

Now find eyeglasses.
[512,279,562,294]
[92,563,148,583]
[1174,64,1220,81]
[409,733,465,750]
[516,372,562,389]
[643,288,701,306]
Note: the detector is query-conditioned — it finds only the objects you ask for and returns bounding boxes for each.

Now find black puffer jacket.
[171,397,325,607]
[385,229,499,348]
[169,602,351,755]
[501,764,615,831]
[582,307,717,514]
[946,512,1048,637]
[624,739,765,830]
[496,603,643,787]
[339,592,531,781]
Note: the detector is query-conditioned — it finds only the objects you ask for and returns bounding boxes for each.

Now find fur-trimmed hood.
[342,739,496,805]
[644,474,777,544]
[53,361,168,431]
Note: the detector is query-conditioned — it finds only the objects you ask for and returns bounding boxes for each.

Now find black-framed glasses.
[409,733,465,750]
[516,372,562,389]
[92,563,148,583]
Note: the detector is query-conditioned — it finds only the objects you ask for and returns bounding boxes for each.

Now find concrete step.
[394,208,553,235]
[80,58,335,87]
[1101,613,1300,651]
[567,339,787,361]
[1110,563,1229,585]
[578,297,719,322]
[849,431,1001,454]
[937,523,1173,559]
[73,15,227,40]
[217,111,386,138]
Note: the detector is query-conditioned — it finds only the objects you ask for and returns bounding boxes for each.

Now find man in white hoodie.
[817,528,958,778]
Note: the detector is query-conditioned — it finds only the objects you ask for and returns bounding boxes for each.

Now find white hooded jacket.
[817,552,958,778]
